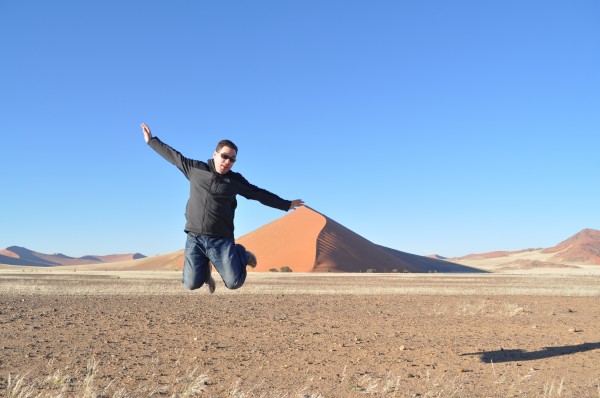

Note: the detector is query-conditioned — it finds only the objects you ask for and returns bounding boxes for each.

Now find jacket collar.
[208,158,230,176]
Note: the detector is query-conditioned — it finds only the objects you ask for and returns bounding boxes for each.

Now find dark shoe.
[206,275,216,294]
[246,251,257,268]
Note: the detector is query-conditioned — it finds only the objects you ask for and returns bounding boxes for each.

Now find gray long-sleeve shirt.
[148,137,291,238]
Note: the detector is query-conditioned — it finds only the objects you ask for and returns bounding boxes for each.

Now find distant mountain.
[0,246,146,267]
[451,228,600,270]
[541,229,600,265]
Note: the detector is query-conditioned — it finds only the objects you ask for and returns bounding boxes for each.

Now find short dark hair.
[216,139,238,153]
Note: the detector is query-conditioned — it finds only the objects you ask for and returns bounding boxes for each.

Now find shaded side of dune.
[377,246,486,273]
[314,215,420,272]
[0,254,57,267]
[313,212,481,273]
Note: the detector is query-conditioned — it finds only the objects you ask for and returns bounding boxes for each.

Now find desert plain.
[1,270,599,398]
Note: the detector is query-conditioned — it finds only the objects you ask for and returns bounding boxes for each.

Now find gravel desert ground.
[1,271,599,397]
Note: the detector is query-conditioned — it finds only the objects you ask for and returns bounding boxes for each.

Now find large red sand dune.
[237,206,476,273]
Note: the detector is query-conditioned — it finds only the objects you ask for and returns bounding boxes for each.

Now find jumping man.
[141,123,304,293]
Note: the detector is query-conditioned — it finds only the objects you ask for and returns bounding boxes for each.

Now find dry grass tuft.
[5,360,210,398]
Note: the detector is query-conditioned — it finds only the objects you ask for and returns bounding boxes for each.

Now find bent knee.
[182,282,202,291]
[223,280,244,290]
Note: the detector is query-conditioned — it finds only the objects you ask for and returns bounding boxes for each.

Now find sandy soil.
[1,271,599,397]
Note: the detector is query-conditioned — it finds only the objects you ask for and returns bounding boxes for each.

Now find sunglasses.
[219,152,237,163]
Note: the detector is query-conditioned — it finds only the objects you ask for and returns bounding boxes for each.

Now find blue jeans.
[183,233,249,290]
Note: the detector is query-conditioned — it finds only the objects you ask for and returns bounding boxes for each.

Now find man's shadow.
[462,342,600,363]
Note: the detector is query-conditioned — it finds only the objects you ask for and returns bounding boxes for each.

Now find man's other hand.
[141,123,152,143]
[290,199,305,210]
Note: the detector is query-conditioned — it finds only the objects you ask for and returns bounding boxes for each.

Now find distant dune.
[0,246,146,267]
[80,253,146,263]
[54,250,185,272]
[450,228,600,271]
[458,249,540,261]
[540,229,600,265]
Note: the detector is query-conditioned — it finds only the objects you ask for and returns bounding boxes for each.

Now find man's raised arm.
[139,123,197,177]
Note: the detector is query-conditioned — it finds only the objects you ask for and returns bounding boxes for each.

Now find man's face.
[213,146,237,174]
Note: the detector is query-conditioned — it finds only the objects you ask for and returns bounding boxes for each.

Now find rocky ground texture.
[1,272,599,397]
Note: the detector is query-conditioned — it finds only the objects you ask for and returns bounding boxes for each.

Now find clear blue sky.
[1,1,598,258]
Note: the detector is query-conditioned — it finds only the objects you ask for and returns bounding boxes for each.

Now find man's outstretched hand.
[141,123,152,143]
[290,199,305,210]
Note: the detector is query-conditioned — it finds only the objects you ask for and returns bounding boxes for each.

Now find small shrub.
[269,268,279,272]
[280,266,292,272]
[366,268,377,273]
